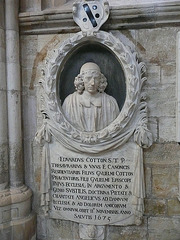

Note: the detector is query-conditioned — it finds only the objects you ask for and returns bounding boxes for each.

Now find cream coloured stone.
[6,30,20,63]
[145,199,166,216]
[35,24,153,229]
[0,47,6,63]
[0,29,5,48]
[6,63,20,91]
[152,167,178,198]
[161,63,176,84]
[73,0,109,34]
[79,224,105,240]
[144,167,152,198]
[0,63,6,90]
[0,91,8,144]
[62,62,120,132]
[159,117,176,142]
[167,198,180,216]
[137,28,178,63]
[145,85,176,117]
[148,118,158,142]
[7,91,22,144]
[48,142,145,226]
[5,0,19,31]
[144,143,180,165]
[176,31,180,142]
[106,218,148,240]
[147,64,161,85]
[148,217,180,240]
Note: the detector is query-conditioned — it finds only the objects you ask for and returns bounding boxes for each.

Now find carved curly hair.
[74,71,108,94]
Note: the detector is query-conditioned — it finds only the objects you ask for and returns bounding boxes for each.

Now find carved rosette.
[36,30,153,153]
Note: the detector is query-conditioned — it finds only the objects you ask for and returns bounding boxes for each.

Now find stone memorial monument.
[36,0,153,238]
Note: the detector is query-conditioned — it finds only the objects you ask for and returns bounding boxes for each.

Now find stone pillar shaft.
[5,0,24,187]
[0,0,9,190]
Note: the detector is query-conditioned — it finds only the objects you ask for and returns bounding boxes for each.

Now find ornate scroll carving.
[36,30,152,152]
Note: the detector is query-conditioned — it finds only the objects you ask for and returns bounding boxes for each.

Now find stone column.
[0,1,9,191]
[6,0,24,188]
[0,1,36,239]
[177,32,180,142]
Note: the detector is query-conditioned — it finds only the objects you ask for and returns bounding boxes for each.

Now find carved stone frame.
[37,30,152,153]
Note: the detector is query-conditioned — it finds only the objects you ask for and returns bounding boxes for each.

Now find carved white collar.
[79,92,102,107]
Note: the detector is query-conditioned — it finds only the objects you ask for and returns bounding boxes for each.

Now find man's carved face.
[83,70,101,94]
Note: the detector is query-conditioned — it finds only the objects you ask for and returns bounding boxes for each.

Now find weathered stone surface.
[6,31,20,63]
[161,63,176,84]
[148,217,180,240]
[137,28,179,64]
[0,29,5,49]
[152,167,178,198]
[16,17,180,240]
[22,90,37,140]
[159,117,176,142]
[0,2,5,29]
[144,199,166,216]
[0,62,7,90]
[106,219,148,240]
[37,215,47,240]
[144,167,152,198]
[21,67,33,87]
[167,198,180,216]
[146,64,161,85]
[20,35,38,68]
[148,118,158,142]
[0,46,5,63]
[144,143,180,165]
[144,84,176,117]
[47,219,80,240]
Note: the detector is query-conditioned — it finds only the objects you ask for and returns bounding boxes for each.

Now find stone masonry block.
[144,199,166,216]
[144,85,176,118]
[144,167,152,198]
[167,198,180,216]
[148,118,158,142]
[148,217,180,240]
[0,29,5,48]
[144,143,180,165]
[0,46,5,63]
[0,3,5,29]
[22,92,37,140]
[146,64,161,85]
[0,62,6,90]
[47,219,79,240]
[137,28,179,64]
[152,167,178,198]
[21,67,33,87]
[37,34,71,52]
[20,35,38,68]
[159,117,176,142]
[161,63,176,84]
[106,218,148,240]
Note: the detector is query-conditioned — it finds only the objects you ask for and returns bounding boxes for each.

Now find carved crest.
[73,0,109,33]
[35,0,153,227]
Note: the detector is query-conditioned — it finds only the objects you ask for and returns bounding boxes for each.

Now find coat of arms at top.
[73,0,109,33]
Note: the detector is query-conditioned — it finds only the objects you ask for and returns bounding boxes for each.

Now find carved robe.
[62,91,119,132]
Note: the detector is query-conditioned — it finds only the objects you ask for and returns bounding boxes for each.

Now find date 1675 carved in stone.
[62,62,119,132]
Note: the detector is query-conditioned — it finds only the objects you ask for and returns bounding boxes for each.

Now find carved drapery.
[35,30,153,224]
[36,31,152,152]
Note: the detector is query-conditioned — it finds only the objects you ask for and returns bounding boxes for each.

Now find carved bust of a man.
[62,62,119,132]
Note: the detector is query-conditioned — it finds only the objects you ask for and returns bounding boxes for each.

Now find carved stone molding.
[19,1,180,35]
[36,30,152,153]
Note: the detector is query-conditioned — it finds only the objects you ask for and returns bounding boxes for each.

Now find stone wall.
[20,25,180,239]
